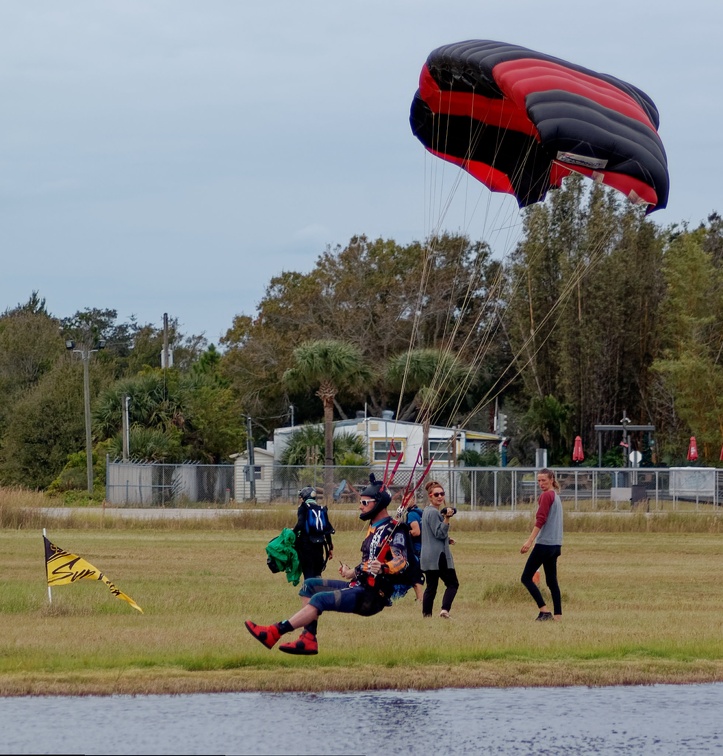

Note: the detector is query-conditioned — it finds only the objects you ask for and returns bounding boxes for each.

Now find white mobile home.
[272,416,499,470]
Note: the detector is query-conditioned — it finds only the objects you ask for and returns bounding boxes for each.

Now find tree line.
[1,177,721,494]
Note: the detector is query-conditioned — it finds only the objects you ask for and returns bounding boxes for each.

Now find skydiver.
[245,475,408,655]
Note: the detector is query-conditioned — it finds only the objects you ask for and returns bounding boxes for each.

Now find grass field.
[0,491,722,696]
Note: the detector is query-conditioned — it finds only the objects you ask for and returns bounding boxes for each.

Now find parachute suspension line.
[412,121,480,424]
[439,118,532,390]
[420,113,522,381]
[424,82,523,246]
[400,449,434,506]
[444,176,614,427]
[396,150,482,429]
[498,223,614,395]
[426,154,470,240]
[434,109,493,349]
[415,79,598,451]
[423,106,466,240]
[424,93,522,246]
[456,221,618,426]
[440,262,508,415]
[412,89,532,444]
[391,235,443,432]
[425,202,616,436]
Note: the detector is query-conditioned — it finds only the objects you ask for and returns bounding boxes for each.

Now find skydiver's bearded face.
[359,498,376,518]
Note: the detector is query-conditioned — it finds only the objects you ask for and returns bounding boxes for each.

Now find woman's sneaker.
[439,609,451,619]
[536,611,553,621]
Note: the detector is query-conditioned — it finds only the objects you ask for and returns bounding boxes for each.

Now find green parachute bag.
[265,527,302,586]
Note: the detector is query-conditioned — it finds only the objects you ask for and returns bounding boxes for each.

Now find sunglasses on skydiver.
[360,499,376,506]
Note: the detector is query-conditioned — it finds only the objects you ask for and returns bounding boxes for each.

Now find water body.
[1,684,722,755]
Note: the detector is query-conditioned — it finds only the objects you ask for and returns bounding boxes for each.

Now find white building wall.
[233,449,274,502]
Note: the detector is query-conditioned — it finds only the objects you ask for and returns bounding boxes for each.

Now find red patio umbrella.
[719,444,723,462]
[687,436,698,462]
[572,435,584,463]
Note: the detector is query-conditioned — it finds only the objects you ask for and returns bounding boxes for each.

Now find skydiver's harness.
[348,518,400,605]
[360,517,398,571]
[302,450,434,617]
[351,446,434,602]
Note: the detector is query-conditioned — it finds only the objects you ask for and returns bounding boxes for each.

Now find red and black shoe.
[245,620,281,649]
[279,630,318,655]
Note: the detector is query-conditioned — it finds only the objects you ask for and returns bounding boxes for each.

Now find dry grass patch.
[1,521,722,696]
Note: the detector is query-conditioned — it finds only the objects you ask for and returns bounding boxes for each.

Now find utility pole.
[246,415,256,501]
[162,313,171,369]
[122,395,130,461]
[65,339,106,494]
[621,411,631,468]
[82,350,93,491]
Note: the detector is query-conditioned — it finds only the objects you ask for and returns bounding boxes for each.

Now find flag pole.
[42,528,52,605]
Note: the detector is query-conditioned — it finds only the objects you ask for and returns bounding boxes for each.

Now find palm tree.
[280,426,367,466]
[283,340,372,501]
[386,348,471,463]
[521,394,572,464]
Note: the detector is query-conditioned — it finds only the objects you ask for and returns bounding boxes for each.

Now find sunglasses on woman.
[432,492,445,498]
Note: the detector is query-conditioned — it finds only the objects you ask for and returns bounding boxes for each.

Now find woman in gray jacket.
[520,468,563,621]
[420,480,459,618]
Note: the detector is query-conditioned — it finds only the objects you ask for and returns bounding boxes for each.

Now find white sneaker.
[439,609,451,619]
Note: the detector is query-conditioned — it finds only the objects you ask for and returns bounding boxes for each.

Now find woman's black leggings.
[422,553,459,615]
[521,543,562,615]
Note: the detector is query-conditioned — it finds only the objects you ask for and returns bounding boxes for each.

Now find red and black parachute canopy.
[410,40,669,212]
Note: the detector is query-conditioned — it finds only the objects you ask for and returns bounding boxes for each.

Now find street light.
[65,339,105,494]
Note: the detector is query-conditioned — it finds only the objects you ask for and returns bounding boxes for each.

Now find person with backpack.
[245,474,408,656]
[405,501,425,601]
[292,487,335,580]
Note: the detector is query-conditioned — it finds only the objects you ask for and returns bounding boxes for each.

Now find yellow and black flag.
[43,535,143,613]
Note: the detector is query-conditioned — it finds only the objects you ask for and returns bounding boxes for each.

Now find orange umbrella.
[572,435,584,462]
[687,436,698,462]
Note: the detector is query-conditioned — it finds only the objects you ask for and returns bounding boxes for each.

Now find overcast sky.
[2,1,720,344]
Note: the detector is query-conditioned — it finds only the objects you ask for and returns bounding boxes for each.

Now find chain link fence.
[106,461,234,506]
[106,461,723,511]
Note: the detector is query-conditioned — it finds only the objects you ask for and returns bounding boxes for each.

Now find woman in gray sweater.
[420,480,459,618]
[520,468,563,621]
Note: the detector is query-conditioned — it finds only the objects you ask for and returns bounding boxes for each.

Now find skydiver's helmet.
[298,486,316,502]
[359,474,392,521]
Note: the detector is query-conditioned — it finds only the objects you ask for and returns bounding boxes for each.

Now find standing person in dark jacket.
[420,480,459,619]
[293,487,334,580]
[406,502,424,601]
[520,468,563,621]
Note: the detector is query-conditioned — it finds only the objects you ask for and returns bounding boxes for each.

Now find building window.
[372,440,405,463]
[244,465,262,481]
[429,440,454,462]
